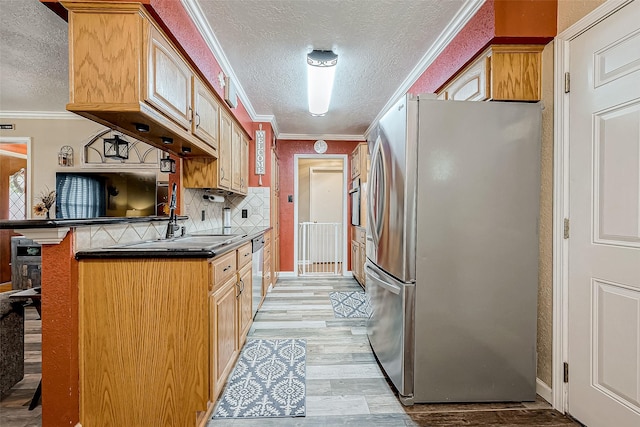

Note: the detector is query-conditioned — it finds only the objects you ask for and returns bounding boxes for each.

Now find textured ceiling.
[0,0,469,139]
[0,0,69,113]
[196,0,467,138]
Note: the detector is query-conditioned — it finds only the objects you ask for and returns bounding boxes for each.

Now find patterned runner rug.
[213,339,306,418]
[329,291,371,318]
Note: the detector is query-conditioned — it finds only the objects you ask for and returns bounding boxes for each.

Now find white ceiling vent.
[224,76,238,109]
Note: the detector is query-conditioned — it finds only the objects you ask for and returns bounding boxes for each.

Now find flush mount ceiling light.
[307,50,338,116]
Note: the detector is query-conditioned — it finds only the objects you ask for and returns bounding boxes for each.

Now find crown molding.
[181,1,257,116]
[0,110,82,120]
[363,0,486,140]
[181,0,283,137]
[253,114,280,137]
[277,133,365,142]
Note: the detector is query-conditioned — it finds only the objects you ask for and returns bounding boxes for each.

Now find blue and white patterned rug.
[213,339,306,418]
[329,291,372,318]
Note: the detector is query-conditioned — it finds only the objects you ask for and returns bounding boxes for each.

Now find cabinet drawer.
[263,231,272,248]
[237,242,252,268]
[355,227,366,245]
[211,251,237,292]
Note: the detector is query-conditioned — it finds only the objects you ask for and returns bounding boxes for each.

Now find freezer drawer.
[365,261,414,403]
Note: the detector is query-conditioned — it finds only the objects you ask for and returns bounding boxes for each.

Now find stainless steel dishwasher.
[251,235,264,319]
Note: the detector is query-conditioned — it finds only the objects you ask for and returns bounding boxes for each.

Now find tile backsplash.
[74,187,271,251]
[183,186,270,232]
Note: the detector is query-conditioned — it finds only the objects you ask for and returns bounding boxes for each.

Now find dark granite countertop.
[0,216,188,230]
[75,226,272,260]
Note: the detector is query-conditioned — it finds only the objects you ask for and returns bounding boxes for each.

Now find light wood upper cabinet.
[231,125,243,192]
[65,2,220,158]
[218,109,233,190]
[192,76,219,151]
[183,108,248,195]
[438,44,544,102]
[351,143,369,181]
[146,25,193,131]
[445,55,491,101]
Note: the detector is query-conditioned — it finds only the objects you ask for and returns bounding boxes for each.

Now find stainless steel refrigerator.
[366,95,540,405]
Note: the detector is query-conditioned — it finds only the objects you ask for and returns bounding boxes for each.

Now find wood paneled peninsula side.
[74,229,269,427]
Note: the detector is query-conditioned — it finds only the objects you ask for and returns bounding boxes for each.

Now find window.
[9,168,26,220]
[56,174,106,218]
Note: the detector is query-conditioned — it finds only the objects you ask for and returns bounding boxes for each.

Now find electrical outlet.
[288,195,293,203]
[201,210,205,221]
[241,209,248,218]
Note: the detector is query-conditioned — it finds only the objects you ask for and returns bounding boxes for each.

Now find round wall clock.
[314,139,328,154]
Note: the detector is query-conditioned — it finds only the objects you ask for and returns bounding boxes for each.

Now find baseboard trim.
[536,378,552,404]
[278,272,296,278]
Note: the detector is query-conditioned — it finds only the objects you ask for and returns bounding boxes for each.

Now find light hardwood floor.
[0,278,581,426]
[208,277,580,426]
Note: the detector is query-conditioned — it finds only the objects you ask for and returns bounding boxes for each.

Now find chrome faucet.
[165,182,178,239]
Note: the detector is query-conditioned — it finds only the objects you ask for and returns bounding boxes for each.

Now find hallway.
[208,277,578,426]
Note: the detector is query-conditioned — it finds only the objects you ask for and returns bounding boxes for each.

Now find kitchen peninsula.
[0,218,271,427]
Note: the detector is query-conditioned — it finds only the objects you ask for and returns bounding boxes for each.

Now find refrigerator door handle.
[366,264,401,295]
[368,137,386,246]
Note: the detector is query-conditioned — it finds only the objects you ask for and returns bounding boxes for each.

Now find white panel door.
[309,168,343,264]
[568,2,640,426]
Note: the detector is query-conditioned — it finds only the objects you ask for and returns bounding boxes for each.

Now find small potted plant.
[33,188,56,219]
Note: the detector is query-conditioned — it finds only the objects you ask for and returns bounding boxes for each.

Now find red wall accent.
[409,0,495,95]
[277,140,360,272]
[494,0,557,38]
[41,233,79,427]
[409,0,556,95]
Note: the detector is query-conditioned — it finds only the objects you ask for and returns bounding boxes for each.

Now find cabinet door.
[239,134,249,194]
[192,77,219,150]
[263,255,271,297]
[352,240,360,282]
[210,278,238,400]
[231,125,243,193]
[237,264,252,348]
[218,109,233,190]
[273,236,279,284]
[445,55,491,102]
[146,25,192,130]
[359,242,366,288]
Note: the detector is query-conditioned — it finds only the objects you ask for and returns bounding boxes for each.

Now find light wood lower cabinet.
[352,226,366,288]
[78,258,209,427]
[78,243,257,427]
[210,276,238,400]
[237,263,252,348]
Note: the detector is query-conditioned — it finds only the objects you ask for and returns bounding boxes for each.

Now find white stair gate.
[298,222,343,276]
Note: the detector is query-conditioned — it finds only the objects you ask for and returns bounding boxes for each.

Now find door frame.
[293,154,349,276]
[0,136,33,219]
[552,0,635,413]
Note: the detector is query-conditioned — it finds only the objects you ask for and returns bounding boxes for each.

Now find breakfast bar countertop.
[0,216,188,230]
